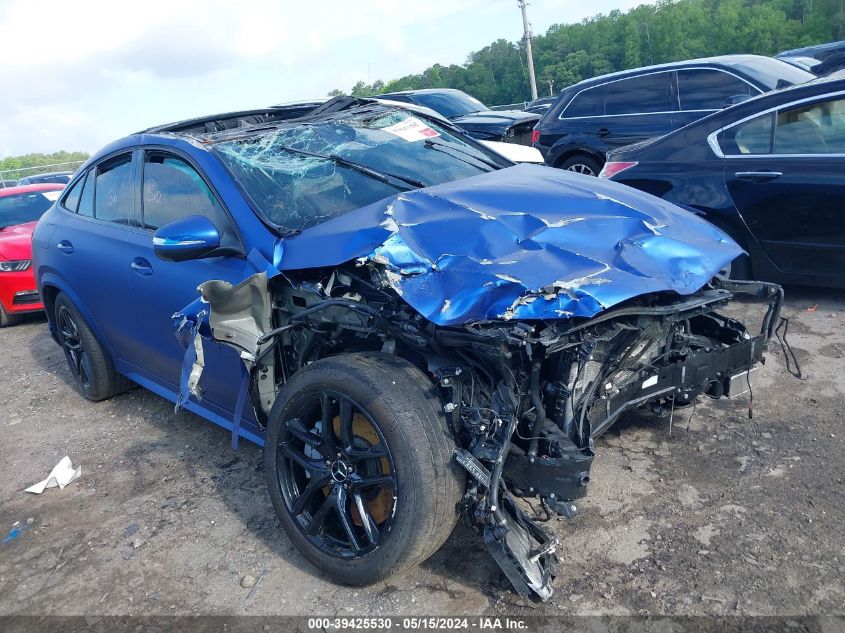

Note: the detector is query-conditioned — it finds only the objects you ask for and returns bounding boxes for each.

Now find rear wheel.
[558,154,602,176]
[54,293,133,400]
[265,352,464,585]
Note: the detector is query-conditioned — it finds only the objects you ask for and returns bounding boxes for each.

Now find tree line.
[329,0,845,105]
[0,151,89,180]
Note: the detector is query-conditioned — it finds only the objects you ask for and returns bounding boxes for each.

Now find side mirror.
[724,94,753,108]
[153,215,221,262]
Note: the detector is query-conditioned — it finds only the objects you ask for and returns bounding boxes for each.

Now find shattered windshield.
[214,110,503,233]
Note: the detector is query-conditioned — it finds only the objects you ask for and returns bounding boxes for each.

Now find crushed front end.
[171,141,786,601]
[192,260,781,601]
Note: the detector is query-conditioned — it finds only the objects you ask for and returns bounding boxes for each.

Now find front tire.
[265,353,464,586]
[54,292,132,401]
[0,304,22,328]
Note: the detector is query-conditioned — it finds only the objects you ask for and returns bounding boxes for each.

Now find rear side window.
[78,171,95,217]
[562,85,606,118]
[62,174,85,211]
[605,73,672,115]
[774,96,845,154]
[94,155,134,224]
[718,114,774,155]
[678,69,755,111]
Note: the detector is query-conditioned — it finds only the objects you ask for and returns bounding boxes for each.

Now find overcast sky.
[1,0,644,158]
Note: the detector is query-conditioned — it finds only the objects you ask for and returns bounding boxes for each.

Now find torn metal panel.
[278,164,743,325]
[199,272,273,357]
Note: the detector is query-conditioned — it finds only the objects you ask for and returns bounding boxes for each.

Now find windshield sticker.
[382,117,440,142]
[42,191,61,201]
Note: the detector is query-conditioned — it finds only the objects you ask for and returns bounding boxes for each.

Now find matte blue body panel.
[280,164,741,325]
[33,132,742,448]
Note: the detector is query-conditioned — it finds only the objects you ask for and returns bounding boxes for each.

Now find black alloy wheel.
[57,304,93,392]
[277,391,397,558]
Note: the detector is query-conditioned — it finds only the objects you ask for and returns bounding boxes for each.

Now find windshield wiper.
[424,138,503,171]
[278,145,427,190]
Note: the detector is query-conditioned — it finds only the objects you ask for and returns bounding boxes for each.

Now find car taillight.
[598,161,638,179]
[531,129,540,145]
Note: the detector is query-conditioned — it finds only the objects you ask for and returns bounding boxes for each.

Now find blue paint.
[2,528,21,544]
[279,164,742,325]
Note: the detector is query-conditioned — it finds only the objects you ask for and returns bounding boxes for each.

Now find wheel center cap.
[330,460,351,483]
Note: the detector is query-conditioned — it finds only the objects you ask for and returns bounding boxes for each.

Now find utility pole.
[518,0,538,100]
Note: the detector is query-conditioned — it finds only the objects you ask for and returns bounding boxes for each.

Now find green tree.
[335,0,843,104]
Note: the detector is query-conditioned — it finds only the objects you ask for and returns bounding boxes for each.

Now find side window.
[77,171,95,217]
[94,155,134,224]
[141,153,236,246]
[718,114,774,155]
[605,73,672,116]
[562,85,605,118]
[61,173,85,211]
[678,70,754,111]
[774,97,845,154]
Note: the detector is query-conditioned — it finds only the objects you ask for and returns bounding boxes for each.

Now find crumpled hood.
[279,164,742,326]
[0,221,37,261]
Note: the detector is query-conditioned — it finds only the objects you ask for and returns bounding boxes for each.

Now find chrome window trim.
[706,88,845,158]
[559,67,761,120]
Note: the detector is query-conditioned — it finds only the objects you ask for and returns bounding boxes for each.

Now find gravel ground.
[0,287,843,619]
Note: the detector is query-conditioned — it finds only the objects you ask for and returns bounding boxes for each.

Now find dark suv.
[533,55,814,175]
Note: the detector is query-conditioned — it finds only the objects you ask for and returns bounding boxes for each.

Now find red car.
[0,183,65,326]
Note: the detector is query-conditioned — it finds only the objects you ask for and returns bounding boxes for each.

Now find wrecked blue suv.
[32,97,783,600]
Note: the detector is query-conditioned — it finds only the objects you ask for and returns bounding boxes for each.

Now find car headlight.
[0,260,31,272]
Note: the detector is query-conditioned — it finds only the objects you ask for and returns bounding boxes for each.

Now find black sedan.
[601,73,845,288]
[374,88,539,145]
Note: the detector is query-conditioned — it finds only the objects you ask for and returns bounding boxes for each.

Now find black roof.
[777,40,845,60]
[560,55,780,93]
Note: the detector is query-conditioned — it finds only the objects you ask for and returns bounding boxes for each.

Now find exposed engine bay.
[190,261,782,601]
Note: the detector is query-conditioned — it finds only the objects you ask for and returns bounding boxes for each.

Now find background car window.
[142,154,237,247]
[562,85,606,118]
[774,97,845,154]
[94,156,134,224]
[62,174,84,211]
[719,113,774,155]
[0,190,61,229]
[412,92,487,118]
[77,171,95,217]
[678,69,754,111]
[605,73,672,115]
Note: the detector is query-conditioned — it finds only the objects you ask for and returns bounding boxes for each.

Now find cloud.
[1,0,651,156]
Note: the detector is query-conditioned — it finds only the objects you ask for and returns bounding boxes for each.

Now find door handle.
[130,257,153,276]
[56,240,74,253]
[734,171,782,182]
[597,127,610,137]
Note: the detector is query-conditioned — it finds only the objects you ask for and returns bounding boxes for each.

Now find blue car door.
[122,149,252,416]
[50,151,152,364]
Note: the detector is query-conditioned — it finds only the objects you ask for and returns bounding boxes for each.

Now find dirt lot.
[1,288,843,619]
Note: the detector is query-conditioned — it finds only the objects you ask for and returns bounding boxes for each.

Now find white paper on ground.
[25,456,81,494]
